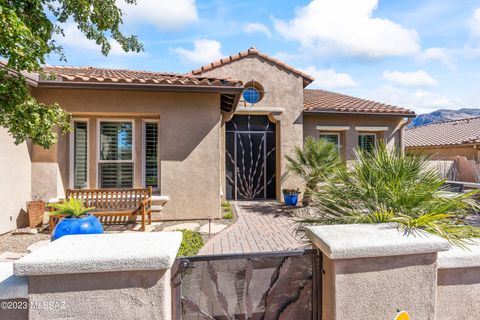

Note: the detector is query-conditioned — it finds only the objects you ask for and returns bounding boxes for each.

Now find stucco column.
[436,240,480,320]
[13,232,182,320]
[306,223,450,320]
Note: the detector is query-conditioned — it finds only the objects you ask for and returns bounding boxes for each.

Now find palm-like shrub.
[285,137,341,205]
[48,198,95,218]
[300,143,480,246]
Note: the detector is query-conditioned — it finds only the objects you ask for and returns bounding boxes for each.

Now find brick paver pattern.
[198,201,305,255]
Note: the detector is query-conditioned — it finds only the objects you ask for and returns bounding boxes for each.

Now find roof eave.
[36,80,244,94]
[303,109,416,118]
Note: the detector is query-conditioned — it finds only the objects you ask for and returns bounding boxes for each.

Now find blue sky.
[47,0,480,114]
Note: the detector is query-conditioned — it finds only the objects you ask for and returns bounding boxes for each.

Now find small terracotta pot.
[27,201,46,228]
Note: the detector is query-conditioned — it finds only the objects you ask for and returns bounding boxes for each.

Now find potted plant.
[48,198,103,241]
[26,193,46,228]
[282,188,301,206]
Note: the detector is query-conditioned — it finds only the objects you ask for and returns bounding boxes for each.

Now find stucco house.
[405,117,480,182]
[0,47,415,234]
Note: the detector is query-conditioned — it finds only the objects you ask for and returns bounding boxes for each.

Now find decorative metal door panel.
[172,250,321,320]
[226,115,276,200]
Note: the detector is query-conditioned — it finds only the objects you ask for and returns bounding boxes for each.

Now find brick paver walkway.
[198,201,305,255]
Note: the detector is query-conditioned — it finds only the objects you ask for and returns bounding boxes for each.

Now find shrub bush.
[177,229,204,256]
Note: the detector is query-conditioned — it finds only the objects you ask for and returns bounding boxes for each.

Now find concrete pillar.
[306,223,450,320]
[13,232,181,320]
[436,240,480,320]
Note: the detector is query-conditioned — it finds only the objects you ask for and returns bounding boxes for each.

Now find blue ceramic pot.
[51,214,103,241]
[284,194,298,206]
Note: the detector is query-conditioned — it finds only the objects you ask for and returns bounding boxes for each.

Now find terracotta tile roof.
[190,47,315,86]
[40,66,243,88]
[405,117,480,147]
[304,89,415,116]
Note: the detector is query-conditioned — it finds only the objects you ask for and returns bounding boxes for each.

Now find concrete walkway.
[198,201,305,255]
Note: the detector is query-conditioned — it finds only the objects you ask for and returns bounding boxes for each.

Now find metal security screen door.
[226,115,276,200]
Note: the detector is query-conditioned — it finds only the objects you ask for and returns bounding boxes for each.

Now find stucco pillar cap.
[306,223,450,260]
[438,239,480,269]
[13,232,182,276]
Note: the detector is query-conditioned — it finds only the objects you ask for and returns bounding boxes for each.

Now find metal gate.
[225,115,276,200]
[171,250,321,320]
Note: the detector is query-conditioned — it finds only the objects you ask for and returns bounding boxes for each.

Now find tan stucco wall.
[199,55,305,199]
[0,128,31,234]
[407,145,479,161]
[323,253,438,320]
[304,114,405,161]
[31,88,223,220]
[436,267,480,320]
[28,269,171,320]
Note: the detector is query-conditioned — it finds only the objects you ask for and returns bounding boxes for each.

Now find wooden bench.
[49,187,152,232]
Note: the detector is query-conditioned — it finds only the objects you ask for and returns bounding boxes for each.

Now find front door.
[226,115,276,200]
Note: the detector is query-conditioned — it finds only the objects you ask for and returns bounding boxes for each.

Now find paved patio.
[198,201,305,255]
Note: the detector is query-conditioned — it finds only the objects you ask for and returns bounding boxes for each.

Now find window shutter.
[73,122,88,189]
[145,122,158,188]
[358,134,375,152]
[99,163,134,188]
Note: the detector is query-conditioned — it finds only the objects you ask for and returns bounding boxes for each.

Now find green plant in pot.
[48,198,103,241]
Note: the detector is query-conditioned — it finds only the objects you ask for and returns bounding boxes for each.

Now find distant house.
[0,47,415,234]
[405,117,480,182]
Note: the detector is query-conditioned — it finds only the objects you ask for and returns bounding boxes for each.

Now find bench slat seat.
[49,187,152,232]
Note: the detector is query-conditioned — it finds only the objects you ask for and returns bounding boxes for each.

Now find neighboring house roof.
[190,47,315,87]
[41,66,243,89]
[405,117,480,147]
[304,89,415,116]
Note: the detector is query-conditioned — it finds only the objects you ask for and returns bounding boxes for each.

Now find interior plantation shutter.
[99,121,133,188]
[73,122,88,189]
[144,122,158,188]
[358,134,375,152]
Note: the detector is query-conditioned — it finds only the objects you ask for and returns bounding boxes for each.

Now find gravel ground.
[0,232,50,254]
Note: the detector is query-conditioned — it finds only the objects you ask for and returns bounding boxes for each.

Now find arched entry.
[225,115,276,200]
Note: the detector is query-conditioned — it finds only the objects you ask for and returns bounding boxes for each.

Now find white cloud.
[466,7,480,57]
[369,85,461,114]
[418,48,456,70]
[116,0,198,30]
[273,0,421,58]
[174,39,224,64]
[382,70,437,87]
[243,23,272,38]
[303,66,356,89]
[56,22,143,57]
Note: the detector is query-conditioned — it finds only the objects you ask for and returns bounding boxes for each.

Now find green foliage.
[223,212,234,219]
[282,188,301,196]
[48,198,95,218]
[300,142,480,246]
[0,0,143,148]
[177,229,204,256]
[285,137,341,205]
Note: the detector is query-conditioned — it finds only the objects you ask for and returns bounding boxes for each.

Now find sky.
[46,0,480,115]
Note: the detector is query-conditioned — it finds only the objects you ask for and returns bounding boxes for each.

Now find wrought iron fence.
[172,250,321,320]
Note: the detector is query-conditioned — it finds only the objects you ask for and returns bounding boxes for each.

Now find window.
[71,121,88,189]
[144,121,158,188]
[358,134,376,152]
[319,133,340,148]
[242,87,261,104]
[98,121,134,188]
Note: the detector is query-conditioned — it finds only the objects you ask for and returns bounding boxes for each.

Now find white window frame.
[358,133,377,151]
[319,132,341,151]
[97,119,135,188]
[69,118,90,189]
[142,119,160,189]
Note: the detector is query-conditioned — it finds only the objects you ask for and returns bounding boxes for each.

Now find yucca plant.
[299,142,480,246]
[48,198,95,218]
[285,137,341,205]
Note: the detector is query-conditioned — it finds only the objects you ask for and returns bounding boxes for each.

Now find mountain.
[408,108,480,128]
